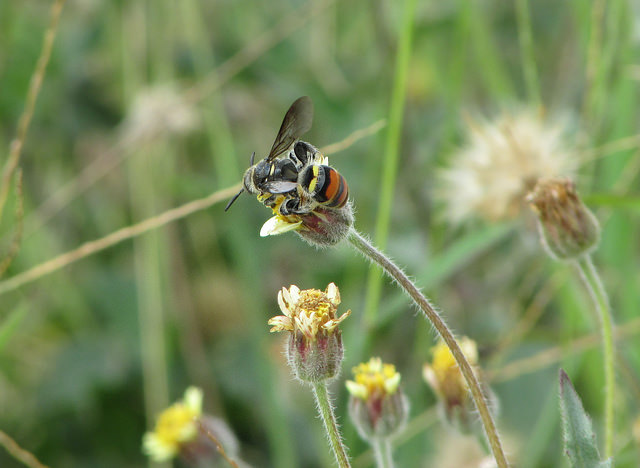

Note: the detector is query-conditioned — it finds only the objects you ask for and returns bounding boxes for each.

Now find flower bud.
[268,283,351,382]
[345,357,409,440]
[527,178,600,260]
[423,337,493,434]
[142,387,240,467]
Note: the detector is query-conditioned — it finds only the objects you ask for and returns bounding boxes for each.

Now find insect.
[224,96,313,211]
[224,96,349,216]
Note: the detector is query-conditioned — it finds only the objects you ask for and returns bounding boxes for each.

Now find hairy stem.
[575,255,615,458]
[371,437,394,468]
[348,228,509,468]
[312,381,351,468]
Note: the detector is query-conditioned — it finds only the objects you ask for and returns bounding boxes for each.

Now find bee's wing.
[262,180,298,194]
[267,96,313,160]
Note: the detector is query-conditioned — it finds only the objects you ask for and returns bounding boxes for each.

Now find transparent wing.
[262,180,298,194]
[267,96,313,160]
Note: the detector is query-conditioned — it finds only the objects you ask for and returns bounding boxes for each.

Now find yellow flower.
[142,387,203,462]
[345,357,401,401]
[346,357,408,440]
[438,110,577,223]
[422,337,489,434]
[268,283,350,341]
[423,337,478,403]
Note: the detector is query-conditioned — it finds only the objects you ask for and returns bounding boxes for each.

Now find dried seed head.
[346,357,409,441]
[527,177,600,260]
[268,283,350,382]
[438,110,577,223]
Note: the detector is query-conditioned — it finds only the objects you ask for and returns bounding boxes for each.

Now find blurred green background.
[1,0,639,467]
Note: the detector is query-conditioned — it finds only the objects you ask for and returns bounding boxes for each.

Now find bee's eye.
[253,161,270,182]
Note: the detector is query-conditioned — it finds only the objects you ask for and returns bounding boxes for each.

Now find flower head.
[143,387,203,462]
[346,357,408,440]
[346,357,401,401]
[527,177,600,260]
[269,283,350,382]
[423,337,489,433]
[439,110,577,223]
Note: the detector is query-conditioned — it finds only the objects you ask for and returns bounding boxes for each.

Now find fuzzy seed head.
[439,110,578,223]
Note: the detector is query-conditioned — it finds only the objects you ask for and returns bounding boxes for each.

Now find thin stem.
[575,255,615,458]
[312,381,351,468]
[371,438,394,468]
[0,0,66,222]
[347,228,509,468]
[514,0,541,108]
[364,0,417,325]
[0,430,49,468]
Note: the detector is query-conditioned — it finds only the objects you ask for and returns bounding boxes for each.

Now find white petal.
[326,282,340,305]
[260,216,302,237]
[183,387,203,414]
[289,285,300,304]
[277,290,291,316]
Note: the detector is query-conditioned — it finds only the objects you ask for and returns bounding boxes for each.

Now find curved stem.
[348,228,509,468]
[371,437,394,468]
[575,255,614,458]
[312,381,351,468]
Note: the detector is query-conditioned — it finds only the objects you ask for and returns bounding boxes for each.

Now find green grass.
[1,1,639,467]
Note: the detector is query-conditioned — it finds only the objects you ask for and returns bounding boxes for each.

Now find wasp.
[225,96,349,216]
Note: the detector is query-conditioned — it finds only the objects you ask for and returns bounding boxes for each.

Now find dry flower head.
[269,283,350,340]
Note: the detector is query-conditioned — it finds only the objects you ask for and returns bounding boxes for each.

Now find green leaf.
[558,369,612,468]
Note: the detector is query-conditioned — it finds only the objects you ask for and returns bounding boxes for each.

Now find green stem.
[348,228,509,468]
[312,381,351,468]
[514,0,541,107]
[364,0,417,325]
[371,438,394,468]
[575,255,614,458]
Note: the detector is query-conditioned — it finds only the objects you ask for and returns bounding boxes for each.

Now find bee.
[225,96,349,216]
[224,96,313,211]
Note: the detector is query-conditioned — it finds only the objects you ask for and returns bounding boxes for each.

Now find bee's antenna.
[224,188,244,211]
[250,151,255,165]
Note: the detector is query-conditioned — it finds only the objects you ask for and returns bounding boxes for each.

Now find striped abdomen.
[300,165,349,208]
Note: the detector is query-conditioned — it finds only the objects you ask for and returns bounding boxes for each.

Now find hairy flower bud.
[527,178,600,260]
[346,357,408,440]
[268,283,350,382]
[142,387,240,467]
[423,338,495,434]
[260,201,354,247]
